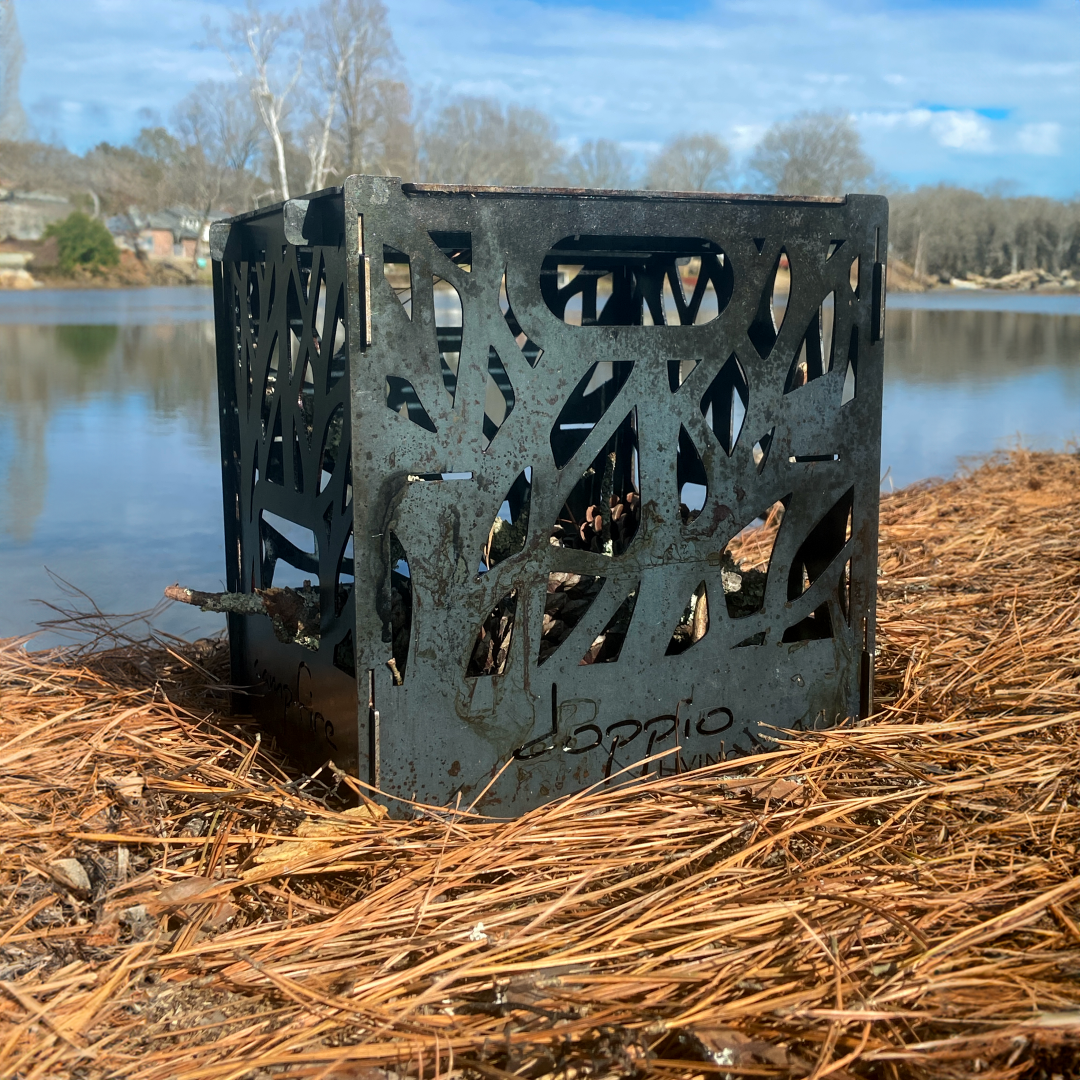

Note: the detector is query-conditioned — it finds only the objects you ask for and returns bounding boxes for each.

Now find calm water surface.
[1,286,1077,642]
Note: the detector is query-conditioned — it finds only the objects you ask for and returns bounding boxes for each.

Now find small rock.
[120,904,150,927]
[49,858,91,898]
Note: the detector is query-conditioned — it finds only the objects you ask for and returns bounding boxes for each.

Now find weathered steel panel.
[212,178,887,815]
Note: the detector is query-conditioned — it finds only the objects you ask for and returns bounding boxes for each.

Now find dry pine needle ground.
[2,449,1079,1080]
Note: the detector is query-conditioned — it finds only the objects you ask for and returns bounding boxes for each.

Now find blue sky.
[14,0,1080,196]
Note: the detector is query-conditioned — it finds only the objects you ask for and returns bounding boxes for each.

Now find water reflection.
[0,287,1077,642]
[887,307,1080,382]
[1,320,218,541]
[0,293,222,641]
[880,306,1080,488]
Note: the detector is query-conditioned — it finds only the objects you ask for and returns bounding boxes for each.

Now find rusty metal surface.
[346,176,886,813]
[212,178,887,814]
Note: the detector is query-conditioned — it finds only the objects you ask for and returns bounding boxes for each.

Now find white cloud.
[1017,122,1061,155]
[859,108,994,152]
[13,0,1080,196]
[728,124,767,153]
[930,111,994,152]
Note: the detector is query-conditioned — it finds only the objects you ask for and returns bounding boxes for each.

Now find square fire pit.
[209,178,887,814]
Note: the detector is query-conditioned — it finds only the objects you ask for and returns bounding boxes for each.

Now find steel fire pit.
[209,178,887,814]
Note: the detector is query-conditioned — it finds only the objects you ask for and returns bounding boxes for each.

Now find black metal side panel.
[345,177,886,815]
[213,195,359,777]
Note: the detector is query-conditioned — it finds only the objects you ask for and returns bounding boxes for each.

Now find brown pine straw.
[2,448,1079,1080]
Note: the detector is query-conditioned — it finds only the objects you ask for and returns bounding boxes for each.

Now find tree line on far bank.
[0,0,1076,283]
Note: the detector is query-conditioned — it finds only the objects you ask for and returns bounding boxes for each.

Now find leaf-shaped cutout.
[785,291,836,393]
[677,426,708,523]
[666,581,709,655]
[318,403,344,493]
[429,231,471,269]
[385,376,437,432]
[259,510,318,589]
[312,264,327,354]
[840,556,852,624]
[341,455,352,515]
[539,573,604,665]
[551,409,639,557]
[692,273,721,325]
[482,347,515,449]
[480,467,531,573]
[700,353,748,456]
[827,239,844,261]
[434,275,462,404]
[724,497,789,619]
[781,604,833,642]
[751,428,774,474]
[466,590,517,677]
[667,253,729,326]
[335,528,354,617]
[242,327,254,413]
[667,358,700,392]
[499,270,543,366]
[550,360,634,470]
[245,264,261,346]
[264,261,277,321]
[297,247,316,304]
[842,326,858,405]
[266,410,284,486]
[752,237,766,253]
[580,585,638,665]
[383,245,412,317]
[286,272,305,377]
[660,272,679,324]
[849,254,860,297]
[325,287,347,391]
[786,486,853,601]
[260,332,280,435]
[297,358,315,446]
[388,532,410,684]
[292,424,305,493]
[747,248,789,358]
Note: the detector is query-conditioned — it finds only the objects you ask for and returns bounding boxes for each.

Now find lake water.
[1,286,1077,644]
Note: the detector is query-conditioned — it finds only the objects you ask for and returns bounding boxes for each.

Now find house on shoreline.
[106,207,230,261]
[0,187,71,242]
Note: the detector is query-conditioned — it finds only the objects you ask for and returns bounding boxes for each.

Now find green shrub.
[44,212,120,273]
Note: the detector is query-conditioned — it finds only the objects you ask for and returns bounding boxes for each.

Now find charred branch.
[165,583,320,651]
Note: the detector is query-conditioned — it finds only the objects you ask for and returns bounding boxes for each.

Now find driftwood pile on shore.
[2,449,1079,1080]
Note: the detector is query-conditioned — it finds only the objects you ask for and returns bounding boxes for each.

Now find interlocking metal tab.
[211,178,887,815]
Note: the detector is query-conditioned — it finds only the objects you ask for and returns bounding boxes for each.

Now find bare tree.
[645,134,730,192]
[305,0,405,185]
[174,82,264,253]
[178,81,263,179]
[419,97,564,186]
[566,138,632,189]
[83,130,184,217]
[0,0,27,141]
[890,185,1080,281]
[212,1,303,201]
[749,111,873,197]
